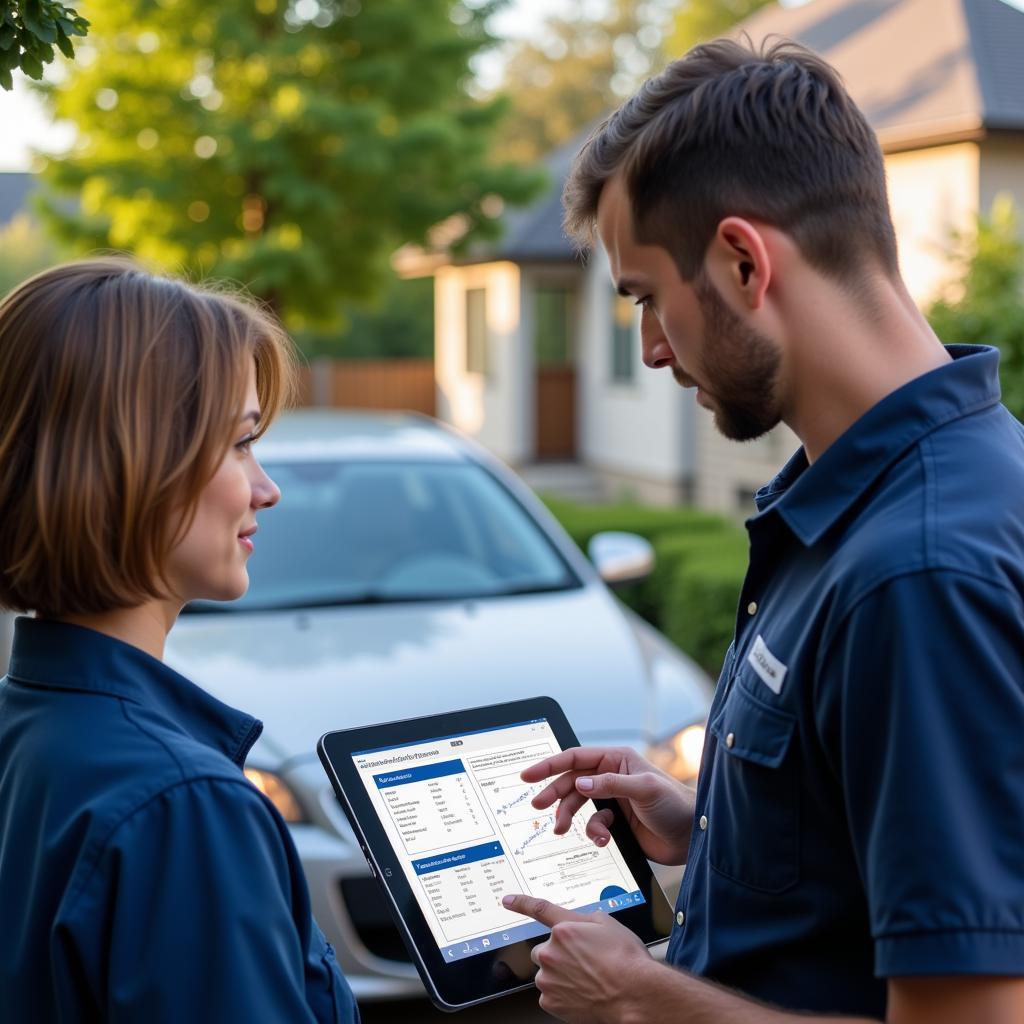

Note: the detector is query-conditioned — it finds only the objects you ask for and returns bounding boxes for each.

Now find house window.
[465,287,488,376]
[534,287,573,367]
[611,292,635,383]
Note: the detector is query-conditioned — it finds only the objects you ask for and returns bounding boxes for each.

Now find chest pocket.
[707,680,799,893]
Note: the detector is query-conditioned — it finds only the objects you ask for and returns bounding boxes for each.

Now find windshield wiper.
[182,580,578,613]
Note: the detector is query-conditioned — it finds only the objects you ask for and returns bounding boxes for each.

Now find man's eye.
[634,296,654,311]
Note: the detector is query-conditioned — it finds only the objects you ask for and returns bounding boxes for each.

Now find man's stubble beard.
[689,275,783,442]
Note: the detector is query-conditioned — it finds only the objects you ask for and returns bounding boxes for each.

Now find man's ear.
[706,217,771,311]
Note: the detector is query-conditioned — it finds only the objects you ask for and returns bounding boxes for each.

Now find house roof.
[0,172,35,227]
[735,0,1024,150]
[455,132,586,267]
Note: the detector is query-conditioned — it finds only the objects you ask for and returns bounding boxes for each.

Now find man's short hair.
[564,37,898,286]
[0,257,296,618]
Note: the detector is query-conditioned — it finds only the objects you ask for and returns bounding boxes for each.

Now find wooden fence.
[297,358,436,417]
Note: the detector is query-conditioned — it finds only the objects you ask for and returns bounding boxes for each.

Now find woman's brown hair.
[0,256,297,617]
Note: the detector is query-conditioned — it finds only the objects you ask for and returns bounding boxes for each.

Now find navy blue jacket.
[0,617,360,1023]
[667,346,1024,1016]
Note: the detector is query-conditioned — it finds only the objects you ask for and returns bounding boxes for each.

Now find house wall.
[694,418,801,518]
[886,142,981,306]
[434,262,530,465]
[577,247,694,503]
[979,135,1024,226]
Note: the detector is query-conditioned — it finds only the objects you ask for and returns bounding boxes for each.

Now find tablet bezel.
[318,696,673,1011]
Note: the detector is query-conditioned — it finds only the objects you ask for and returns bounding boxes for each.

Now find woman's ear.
[706,217,772,311]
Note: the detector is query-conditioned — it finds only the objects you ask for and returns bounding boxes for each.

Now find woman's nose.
[251,459,281,510]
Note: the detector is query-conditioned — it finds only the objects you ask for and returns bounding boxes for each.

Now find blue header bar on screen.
[373,759,464,789]
[411,841,504,876]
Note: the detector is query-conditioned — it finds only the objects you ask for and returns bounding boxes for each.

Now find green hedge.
[543,496,748,679]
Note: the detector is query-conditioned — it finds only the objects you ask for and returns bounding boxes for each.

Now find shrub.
[927,195,1024,419]
[662,543,750,679]
[540,496,725,549]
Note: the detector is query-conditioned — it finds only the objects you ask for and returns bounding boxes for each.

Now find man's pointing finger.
[501,893,581,927]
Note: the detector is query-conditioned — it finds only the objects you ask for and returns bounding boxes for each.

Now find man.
[502,38,1024,1023]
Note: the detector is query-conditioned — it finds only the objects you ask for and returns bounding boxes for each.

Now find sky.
[3,0,1024,172]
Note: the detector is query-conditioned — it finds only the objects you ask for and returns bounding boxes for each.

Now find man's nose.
[641,316,675,370]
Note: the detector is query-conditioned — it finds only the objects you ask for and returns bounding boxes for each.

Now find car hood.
[165,586,692,765]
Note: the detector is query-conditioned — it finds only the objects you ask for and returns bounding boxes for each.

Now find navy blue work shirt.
[666,345,1024,1018]
[0,617,360,1023]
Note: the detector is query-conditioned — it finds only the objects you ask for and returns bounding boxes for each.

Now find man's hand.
[501,894,653,1023]
[503,899,1024,1024]
[522,746,696,864]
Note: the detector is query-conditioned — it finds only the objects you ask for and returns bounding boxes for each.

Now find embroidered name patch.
[747,635,787,695]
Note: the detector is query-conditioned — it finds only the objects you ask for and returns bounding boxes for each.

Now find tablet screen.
[352,717,646,963]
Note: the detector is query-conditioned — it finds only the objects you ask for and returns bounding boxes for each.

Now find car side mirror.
[587,531,655,587]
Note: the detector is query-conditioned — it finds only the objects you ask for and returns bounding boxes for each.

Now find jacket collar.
[752,345,1002,546]
[6,617,261,766]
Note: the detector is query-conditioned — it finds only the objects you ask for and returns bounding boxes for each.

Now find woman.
[0,258,360,1022]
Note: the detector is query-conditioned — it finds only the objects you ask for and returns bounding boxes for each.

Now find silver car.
[164,411,712,1002]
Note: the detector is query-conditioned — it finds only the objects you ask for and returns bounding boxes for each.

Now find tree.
[37,0,541,329]
[489,0,772,166]
[928,195,1024,420]
[300,273,434,359]
[0,0,88,90]
[490,0,674,165]
[666,0,774,56]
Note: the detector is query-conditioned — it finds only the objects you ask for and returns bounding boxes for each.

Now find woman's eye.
[235,435,255,454]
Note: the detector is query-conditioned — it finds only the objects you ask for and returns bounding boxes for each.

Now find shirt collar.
[752,345,1002,546]
[6,617,261,767]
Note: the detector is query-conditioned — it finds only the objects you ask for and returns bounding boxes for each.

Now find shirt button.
[699,815,708,831]
[676,911,685,926]
[725,732,735,749]
[747,601,758,615]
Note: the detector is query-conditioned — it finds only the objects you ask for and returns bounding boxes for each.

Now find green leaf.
[0,24,15,49]
[54,23,73,58]
[19,50,44,78]
[0,65,13,91]
[21,9,57,45]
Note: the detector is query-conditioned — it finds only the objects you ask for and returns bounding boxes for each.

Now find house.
[427,0,1024,515]
[0,171,35,227]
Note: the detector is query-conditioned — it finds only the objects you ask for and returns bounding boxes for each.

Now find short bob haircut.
[0,257,297,618]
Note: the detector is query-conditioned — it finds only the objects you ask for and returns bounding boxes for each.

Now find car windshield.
[187,459,579,612]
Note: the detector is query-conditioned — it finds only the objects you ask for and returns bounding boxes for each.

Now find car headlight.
[646,723,706,784]
[244,768,308,823]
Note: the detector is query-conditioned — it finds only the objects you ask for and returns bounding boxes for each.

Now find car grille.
[339,878,412,963]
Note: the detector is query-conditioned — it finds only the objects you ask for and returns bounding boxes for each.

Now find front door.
[534,286,576,460]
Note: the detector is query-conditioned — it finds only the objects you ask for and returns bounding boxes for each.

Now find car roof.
[257,410,469,463]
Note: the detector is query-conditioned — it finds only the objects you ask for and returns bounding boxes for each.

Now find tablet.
[318,696,673,1011]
